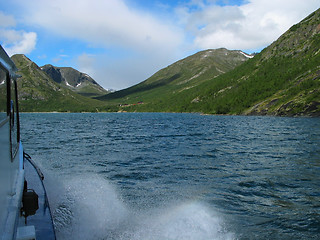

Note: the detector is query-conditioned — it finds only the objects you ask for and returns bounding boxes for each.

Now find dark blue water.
[20,113,320,240]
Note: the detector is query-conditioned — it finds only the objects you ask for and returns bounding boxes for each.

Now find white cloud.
[4,0,319,89]
[0,29,37,56]
[9,0,185,89]
[0,11,37,56]
[18,0,184,55]
[181,0,320,51]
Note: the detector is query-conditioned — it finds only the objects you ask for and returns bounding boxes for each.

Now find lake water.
[20,113,320,240]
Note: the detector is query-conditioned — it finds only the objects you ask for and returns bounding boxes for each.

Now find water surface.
[20,113,320,239]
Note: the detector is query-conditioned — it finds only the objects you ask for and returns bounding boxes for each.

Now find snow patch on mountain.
[239,51,254,58]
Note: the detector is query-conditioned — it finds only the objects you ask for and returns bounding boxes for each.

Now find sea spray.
[127,202,235,240]
[20,113,320,239]
[49,174,128,240]
[45,171,234,240]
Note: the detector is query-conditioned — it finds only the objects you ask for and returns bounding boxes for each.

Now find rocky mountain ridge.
[5,8,319,116]
[41,64,108,97]
[10,54,108,112]
[97,48,252,102]
[104,8,320,116]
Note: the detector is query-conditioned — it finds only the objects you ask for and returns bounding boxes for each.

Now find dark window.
[10,78,19,159]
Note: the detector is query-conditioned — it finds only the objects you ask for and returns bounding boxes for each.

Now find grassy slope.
[5,9,319,115]
[124,9,320,116]
[98,48,250,109]
[11,54,110,112]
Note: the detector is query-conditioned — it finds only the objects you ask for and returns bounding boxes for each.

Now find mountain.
[10,54,109,112]
[6,8,319,115]
[97,48,252,105]
[242,10,320,116]
[41,64,109,97]
[192,8,320,116]
[102,8,320,116]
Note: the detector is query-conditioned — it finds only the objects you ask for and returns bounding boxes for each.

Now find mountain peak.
[98,8,319,116]
[41,64,109,97]
[11,54,40,70]
[98,47,250,102]
[9,55,107,112]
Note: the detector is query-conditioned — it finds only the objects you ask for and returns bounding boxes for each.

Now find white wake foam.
[50,174,128,240]
[129,202,234,240]
[47,173,234,240]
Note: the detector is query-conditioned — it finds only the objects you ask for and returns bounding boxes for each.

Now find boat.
[0,45,56,240]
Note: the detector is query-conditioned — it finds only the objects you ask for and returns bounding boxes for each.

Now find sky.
[0,0,319,90]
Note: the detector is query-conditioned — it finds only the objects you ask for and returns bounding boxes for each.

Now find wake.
[47,173,234,240]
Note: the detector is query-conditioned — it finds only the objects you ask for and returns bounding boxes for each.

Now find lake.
[20,113,320,240]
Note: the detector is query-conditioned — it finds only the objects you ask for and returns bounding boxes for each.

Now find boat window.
[0,66,7,122]
[10,78,19,159]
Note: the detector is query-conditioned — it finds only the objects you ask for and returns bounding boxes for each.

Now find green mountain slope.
[11,54,107,112]
[97,48,251,105]
[41,64,109,97]
[115,8,320,116]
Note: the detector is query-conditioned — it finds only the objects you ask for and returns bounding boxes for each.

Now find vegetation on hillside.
[112,9,320,116]
[97,48,251,108]
[11,54,114,112]
[5,8,319,116]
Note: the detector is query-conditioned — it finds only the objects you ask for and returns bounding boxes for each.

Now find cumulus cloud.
[4,0,319,89]
[1,29,37,56]
[17,0,184,55]
[180,0,320,51]
[0,11,37,56]
[9,0,186,88]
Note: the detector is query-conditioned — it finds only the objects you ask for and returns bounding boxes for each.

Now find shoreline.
[19,111,320,118]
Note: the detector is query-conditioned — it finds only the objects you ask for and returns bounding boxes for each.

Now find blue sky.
[0,0,319,90]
